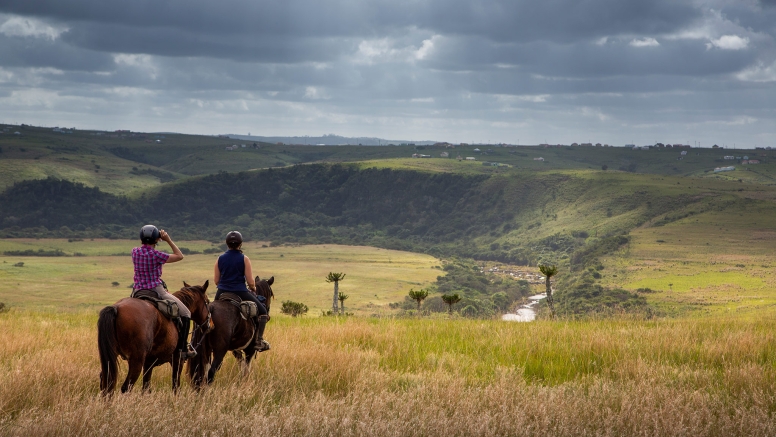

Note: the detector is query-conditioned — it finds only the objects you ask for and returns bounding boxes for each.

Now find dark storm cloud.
[424,37,758,77]
[61,23,353,62]
[0,0,701,58]
[0,34,114,71]
[0,0,774,146]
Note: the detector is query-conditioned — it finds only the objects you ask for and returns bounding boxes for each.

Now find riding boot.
[252,315,270,352]
[177,316,197,359]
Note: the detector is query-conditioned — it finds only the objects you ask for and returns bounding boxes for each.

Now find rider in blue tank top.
[213,231,270,352]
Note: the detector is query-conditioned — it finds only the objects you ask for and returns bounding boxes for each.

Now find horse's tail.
[187,321,211,389]
[97,305,119,396]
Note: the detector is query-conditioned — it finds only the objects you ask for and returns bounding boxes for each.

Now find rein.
[190,310,212,350]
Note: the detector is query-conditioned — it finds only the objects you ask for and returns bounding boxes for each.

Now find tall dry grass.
[1,310,776,436]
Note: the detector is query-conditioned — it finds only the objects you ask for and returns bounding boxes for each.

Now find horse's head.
[179,280,213,331]
[255,275,275,313]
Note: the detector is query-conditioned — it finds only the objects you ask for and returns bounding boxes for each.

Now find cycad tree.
[538,264,558,318]
[338,293,349,315]
[408,288,429,311]
[325,272,346,314]
[441,293,461,315]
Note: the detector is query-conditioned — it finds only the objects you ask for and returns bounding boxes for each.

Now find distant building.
[440,152,449,158]
[713,166,735,173]
[743,160,760,165]
[680,151,687,156]
[724,156,735,160]
[534,157,544,161]
[465,157,476,161]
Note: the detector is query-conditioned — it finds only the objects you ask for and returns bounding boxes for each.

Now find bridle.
[190,294,213,349]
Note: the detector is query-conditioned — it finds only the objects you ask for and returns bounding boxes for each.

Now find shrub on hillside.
[553,283,652,317]
[281,300,308,317]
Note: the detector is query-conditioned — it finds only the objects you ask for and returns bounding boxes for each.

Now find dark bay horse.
[98,281,212,395]
[188,276,274,388]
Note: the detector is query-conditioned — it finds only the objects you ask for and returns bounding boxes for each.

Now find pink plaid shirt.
[132,245,170,289]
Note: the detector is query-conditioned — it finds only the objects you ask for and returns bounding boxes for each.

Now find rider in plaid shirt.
[132,245,170,290]
[132,225,196,359]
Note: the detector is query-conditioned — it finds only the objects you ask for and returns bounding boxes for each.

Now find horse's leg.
[121,357,144,393]
[172,352,182,393]
[142,358,157,393]
[243,350,256,378]
[207,347,229,385]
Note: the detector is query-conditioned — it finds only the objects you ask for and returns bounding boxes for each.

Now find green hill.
[5,123,776,317]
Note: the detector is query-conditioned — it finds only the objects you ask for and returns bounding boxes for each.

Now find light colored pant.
[137,283,191,318]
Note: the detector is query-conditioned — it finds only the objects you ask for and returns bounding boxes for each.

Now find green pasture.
[0,240,441,314]
[599,201,776,316]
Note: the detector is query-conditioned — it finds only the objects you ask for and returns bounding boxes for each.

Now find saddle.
[217,292,258,320]
[131,289,181,320]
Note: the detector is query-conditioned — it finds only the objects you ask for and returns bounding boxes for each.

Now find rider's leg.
[153,284,196,358]
[233,290,270,352]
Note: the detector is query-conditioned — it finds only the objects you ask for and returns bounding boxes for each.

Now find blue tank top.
[217,250,249,292]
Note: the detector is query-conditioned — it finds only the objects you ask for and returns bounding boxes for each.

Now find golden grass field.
[2,240,776,436]
[2,310,776,436]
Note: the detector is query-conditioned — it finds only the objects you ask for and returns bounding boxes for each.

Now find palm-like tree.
[441,293,461,315]
[408,288,429,311]
[325,272,346,314]
[338,293,349,315]
[538,264,558,318]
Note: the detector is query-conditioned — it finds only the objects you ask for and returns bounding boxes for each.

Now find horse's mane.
[173,286,202,310]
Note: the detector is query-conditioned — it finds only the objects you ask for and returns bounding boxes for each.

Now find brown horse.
[188,276,274,388]
[98,281,212,395]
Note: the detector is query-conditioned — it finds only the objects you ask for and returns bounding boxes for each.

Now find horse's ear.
[183,281,191,288]
[255,275,260,283]
[202,280,209,291]
[267,276,274,286]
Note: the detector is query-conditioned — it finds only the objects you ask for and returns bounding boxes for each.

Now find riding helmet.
[225,230,243,249]
[140,225,161,245]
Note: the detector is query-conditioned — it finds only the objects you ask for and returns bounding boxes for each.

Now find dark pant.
[215,289,267,316]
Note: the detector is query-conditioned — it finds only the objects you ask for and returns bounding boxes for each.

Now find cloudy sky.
[1,0,775,146]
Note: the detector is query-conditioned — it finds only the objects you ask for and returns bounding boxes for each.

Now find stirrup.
[256,339,270,352]
[180,345,197,359]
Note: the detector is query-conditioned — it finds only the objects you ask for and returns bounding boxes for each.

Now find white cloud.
[736,61,776,82]
[629,38,660,48]
[706,35,749,50]
[304,86,328,99]
[415,36,439,60]
[595,37,608,46]
[0,16,66,40]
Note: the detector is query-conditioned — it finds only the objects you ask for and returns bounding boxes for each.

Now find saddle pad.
[131,289,180,319]
[217,292,242,303]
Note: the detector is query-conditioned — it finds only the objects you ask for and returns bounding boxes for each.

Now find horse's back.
[210,300,252,350]
[113,298,173,360]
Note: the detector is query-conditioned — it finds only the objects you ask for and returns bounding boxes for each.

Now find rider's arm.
[213,260,220,286]
[160,230,184,263]
[245,256,256,293]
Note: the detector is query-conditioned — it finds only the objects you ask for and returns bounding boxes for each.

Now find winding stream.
[501,294,547,322]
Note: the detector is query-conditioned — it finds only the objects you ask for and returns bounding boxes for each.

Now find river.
[501,293,547,322]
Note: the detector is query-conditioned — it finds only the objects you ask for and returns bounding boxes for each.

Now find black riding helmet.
[225,230,243,249]
[140,225,161,245]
